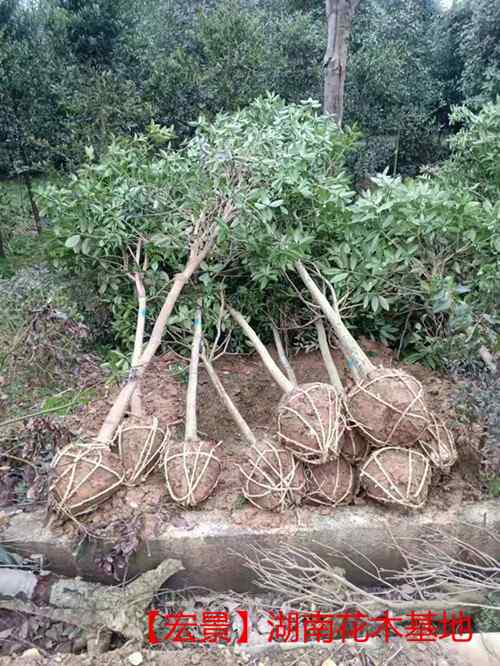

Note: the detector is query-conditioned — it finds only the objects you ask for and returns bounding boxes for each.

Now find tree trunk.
[323,0,360,126]
[0,226,5,259]
[23,171,41,235]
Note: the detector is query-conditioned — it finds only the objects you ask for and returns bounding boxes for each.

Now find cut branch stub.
[240,438,306,512]
[340,427,370,464]
[163,439,221,508]
[359,446,431,509]
[305,457,356,507]
[277,382,346,464]
[347,368,430,447]
[49,442,124,518]
[418,412,457,471]
[113,415,169,485]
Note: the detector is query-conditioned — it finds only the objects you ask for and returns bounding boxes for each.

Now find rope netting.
[359,446,431,509]
[163,439,222,507]
[49,441,125,518]
[305,457,356,506]
[240,438,306,512]
[347,368,431,447]
[340,427,370,464]
[277,382,346,464]
[419,412,457,471]
[113,416,169,485]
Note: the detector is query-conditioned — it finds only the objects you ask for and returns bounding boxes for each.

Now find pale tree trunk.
[323,0,361,126]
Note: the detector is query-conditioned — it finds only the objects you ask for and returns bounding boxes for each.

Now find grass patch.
[41,387,97,417]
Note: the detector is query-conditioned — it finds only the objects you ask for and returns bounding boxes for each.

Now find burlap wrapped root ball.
[359,447,431,509]
[348,368,430,448]
[240,438,306,512]
[305,457,356,506]
[340,427,370,464]
[49,442,125,517]
[114,415,169,485]
[163,439,221,508]
[277,382,346,464]
[419,412,457,471]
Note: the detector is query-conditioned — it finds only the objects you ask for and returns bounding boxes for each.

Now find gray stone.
[3,499,500,592]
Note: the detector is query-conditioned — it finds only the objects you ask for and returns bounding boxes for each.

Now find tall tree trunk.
[323,0,360,126]
[0,226,5,259]
[22,171,41,235]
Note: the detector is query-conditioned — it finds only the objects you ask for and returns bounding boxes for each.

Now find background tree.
[323,0,361,125]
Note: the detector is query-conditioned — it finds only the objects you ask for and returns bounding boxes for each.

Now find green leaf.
[378,296,390,311]
[65,235,81,250]
[331,272,349,284]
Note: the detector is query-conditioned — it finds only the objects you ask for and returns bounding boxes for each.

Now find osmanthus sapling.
[270,318,357,507]
[299,265,457,470]
[227,305,346,464]
[201,339,305,513]
[112,238,169,486]
[295,262,443,452]
[295,261,430,443]
[314,317,370,465]
[96,200,236,444]
[49,199,236,517]
[163,304,221,507]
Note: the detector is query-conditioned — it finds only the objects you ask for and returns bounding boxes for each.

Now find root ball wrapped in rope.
[359,446,431,509]
[277,382,346,464]
[340,427,370,464]
[305,457,356,506]
[240,438,306,512]
[347,368,429,447]
[49,442,124,517]
[163,304,221,508]
[227,307,345,464]
[419,413,457,471]
[114,416,169,485]
[164,439,221,507]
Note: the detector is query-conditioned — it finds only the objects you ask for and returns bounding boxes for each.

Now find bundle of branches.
[228,306,346,465]
[201,339,305,512]
[163,305,221,507]
[49,201,236,518]
[242,524,500,618]
[295,262,458,507]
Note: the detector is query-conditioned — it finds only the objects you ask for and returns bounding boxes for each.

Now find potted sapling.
[201,335,306,513]
[163,305,222,507]
[227,305,346,465]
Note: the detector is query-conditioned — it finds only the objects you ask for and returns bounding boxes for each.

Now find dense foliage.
[1,0,499,373]
[1,0,498,181]
[40,95,499,369]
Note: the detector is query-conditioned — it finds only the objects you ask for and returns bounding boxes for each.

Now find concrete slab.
[2,499,500,590]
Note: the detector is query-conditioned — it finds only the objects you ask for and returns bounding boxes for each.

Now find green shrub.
[447,100,500,200]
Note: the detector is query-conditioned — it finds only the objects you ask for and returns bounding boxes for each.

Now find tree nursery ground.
[1,338,485,541]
